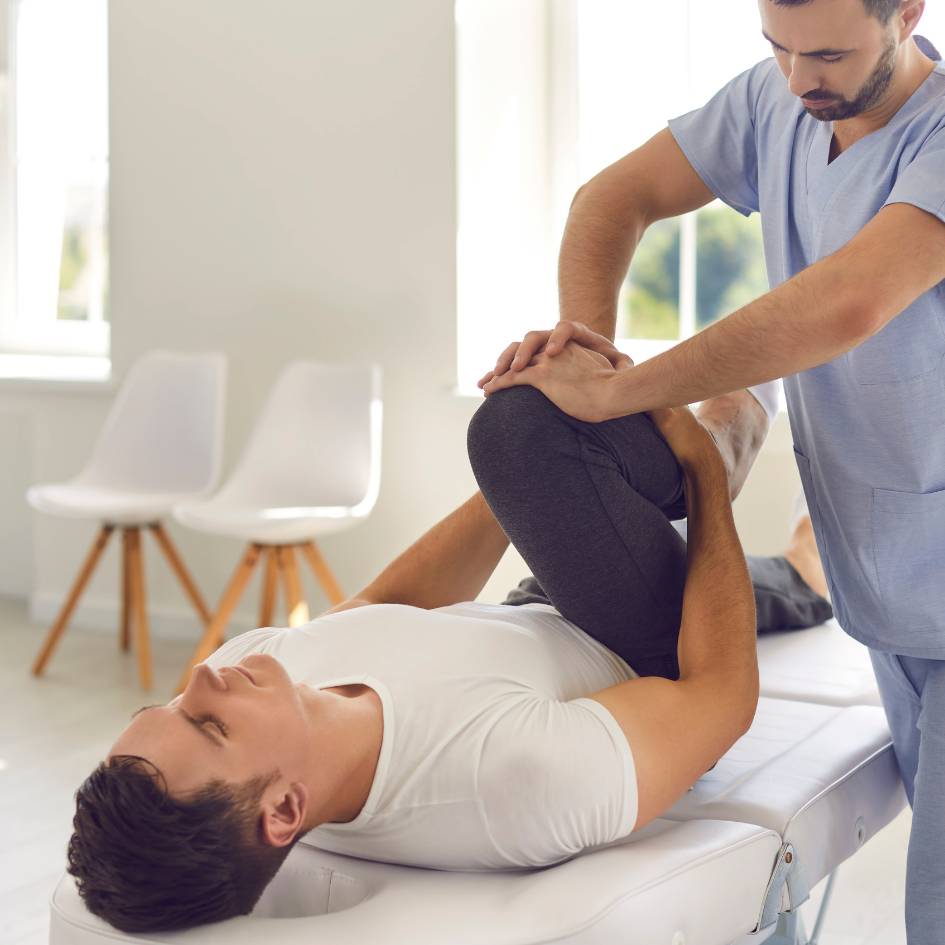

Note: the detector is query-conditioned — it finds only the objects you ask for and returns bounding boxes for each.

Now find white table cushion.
[757,620,881,707]
[665,697,906,896]
[49,818,781,945]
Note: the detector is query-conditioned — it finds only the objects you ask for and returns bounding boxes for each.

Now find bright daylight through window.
[456,0,945,392]
[1,0,109,379]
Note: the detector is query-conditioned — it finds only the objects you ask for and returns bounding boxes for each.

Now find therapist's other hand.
[480,340,625,423]
[477,320,633,390]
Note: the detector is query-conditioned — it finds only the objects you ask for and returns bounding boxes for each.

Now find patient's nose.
[189,662,227,693]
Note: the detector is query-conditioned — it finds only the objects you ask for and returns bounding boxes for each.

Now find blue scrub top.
[668,37,945,657]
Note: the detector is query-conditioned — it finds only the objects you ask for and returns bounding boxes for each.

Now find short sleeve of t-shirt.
[478,696,637,868]
[668,63,769,218]
[883,124,945,225]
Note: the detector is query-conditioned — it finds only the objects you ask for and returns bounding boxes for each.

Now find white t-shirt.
[204,600,638,871]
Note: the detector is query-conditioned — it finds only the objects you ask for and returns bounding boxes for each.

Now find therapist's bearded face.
[761,0,903,122]
[803,35,897,121]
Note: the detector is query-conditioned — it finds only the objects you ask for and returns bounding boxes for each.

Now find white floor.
[0,597,910,945]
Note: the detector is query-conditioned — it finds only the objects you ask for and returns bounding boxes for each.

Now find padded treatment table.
[665,697,905,904]
[47,621,905,945]
[50,820,783,945]
[757,618,881,707]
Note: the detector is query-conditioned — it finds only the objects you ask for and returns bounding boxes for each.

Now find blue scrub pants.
[870,650,945,944]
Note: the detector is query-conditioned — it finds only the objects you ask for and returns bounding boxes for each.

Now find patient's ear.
[260,781,308,847]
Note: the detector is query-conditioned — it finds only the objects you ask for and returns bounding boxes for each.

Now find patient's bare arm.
[585,406,758,831]
[322,492,510,615]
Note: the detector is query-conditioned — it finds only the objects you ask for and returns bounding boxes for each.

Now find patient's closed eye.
[196,714,228,737]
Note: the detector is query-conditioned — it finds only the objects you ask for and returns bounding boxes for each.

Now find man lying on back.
[67,376,830,933]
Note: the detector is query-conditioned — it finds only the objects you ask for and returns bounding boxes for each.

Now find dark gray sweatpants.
[467,386,832,680]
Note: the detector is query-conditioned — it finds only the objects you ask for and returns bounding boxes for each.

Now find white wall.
[0,0,802,641]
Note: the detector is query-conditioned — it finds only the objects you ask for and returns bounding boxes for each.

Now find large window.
[576,2,771,357]
[1,0,109,376]
[456,1,945,391]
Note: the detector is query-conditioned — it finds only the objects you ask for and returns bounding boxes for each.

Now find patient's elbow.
[715,667,759,742]
[734,675,760,737]
[736,699,758,739]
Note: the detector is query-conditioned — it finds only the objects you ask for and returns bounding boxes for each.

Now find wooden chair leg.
[258,548,279,627]
[301,541,344,605]
[120,528,132,651]
[32,525,115,677]
[148,522,212,625]
[277,546,310,627]
[126,527,154,690]
[176,544,263,694]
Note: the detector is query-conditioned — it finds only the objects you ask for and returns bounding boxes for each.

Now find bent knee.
[467,387,559,476]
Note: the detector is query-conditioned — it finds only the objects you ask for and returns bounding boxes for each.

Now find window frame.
[0,0,110,362]
[454,0,772,395]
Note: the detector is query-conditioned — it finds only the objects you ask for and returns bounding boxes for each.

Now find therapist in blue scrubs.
[479,0,945,939]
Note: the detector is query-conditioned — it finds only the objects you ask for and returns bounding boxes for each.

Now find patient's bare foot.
[784,515,829,600]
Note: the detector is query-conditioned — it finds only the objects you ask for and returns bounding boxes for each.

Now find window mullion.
[677,0,697,341]
[679,211,697,339]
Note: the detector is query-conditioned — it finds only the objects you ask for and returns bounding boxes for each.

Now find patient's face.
[109,654,309,796]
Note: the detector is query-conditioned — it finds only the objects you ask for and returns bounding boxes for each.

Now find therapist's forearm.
[558,186,771,479]
[358,492,510,610]
[557,185,649,338]
[601,259,871,417]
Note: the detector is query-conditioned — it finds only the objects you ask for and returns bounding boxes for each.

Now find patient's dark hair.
[772,0,900,23]
[68,755,299,932]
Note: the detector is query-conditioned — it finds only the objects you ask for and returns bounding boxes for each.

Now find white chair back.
[77,350,226,495]
[216,361,382,512]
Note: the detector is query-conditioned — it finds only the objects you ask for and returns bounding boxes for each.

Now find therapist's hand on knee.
[477,321,633,390]
[479,341,626,423]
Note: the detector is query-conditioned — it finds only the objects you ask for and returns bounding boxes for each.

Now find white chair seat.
[174,499,369,545]
[28,483,209,525]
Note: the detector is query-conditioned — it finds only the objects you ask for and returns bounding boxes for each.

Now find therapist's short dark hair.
[772,0,900,24]
[67,755,297,932]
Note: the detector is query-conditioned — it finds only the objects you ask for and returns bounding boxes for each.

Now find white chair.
[27,350,226,689]
[173,360,382,690]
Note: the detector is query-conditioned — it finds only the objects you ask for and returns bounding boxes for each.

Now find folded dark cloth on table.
[746,554,834,633]
[502,555,833,635]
